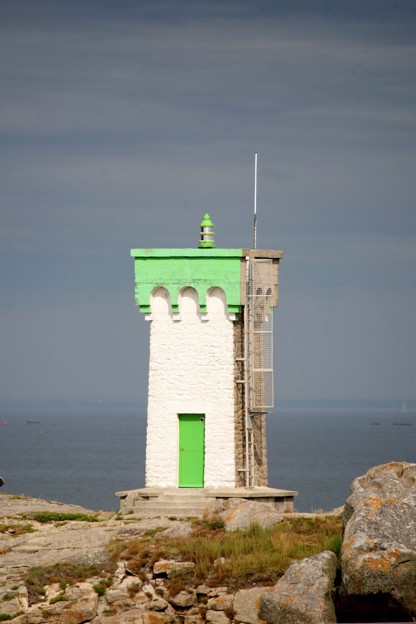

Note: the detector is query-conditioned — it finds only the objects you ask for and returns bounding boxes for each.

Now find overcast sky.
[1,0,415,406]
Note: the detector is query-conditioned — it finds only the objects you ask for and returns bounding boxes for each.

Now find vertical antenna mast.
[253,152,258,249]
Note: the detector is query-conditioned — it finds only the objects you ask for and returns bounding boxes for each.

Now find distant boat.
[0,419,8,425]
[400,402,408,414]
[26,419,40,424]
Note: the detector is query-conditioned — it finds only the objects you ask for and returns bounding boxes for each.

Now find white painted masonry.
[146,287,236,488]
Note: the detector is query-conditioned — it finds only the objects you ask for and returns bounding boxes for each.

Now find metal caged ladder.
[243,258,275,487]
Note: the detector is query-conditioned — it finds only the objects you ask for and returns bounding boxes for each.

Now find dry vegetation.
[109,516,343,591]
[0,523,34,537]
[23,516,342,605]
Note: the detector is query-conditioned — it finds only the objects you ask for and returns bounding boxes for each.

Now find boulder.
[259,551,337,624]
[210,499,283,532]
[143,583,158,599]
[341,461,416,618]
[183,615,204,624]
[162,523,193,539]
[169,590,196,608]
[198,586,228,599]
[233,587,274,624]
[206,609,231,624]
[142,612,174,624]
[95,608,145,624]
[195,585,210,595]
[148,597,171,611]
[181,613,206,624]
[153,559,195,577]
[206,594,234,611]
[106,576,142,604]
[113,560,128,581]
[59,582,99,624]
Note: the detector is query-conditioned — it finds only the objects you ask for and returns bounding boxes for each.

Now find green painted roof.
[130,248,244,313]
[130,248,241,258]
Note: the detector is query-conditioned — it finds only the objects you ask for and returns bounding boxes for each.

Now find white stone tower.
[117,215,296,515]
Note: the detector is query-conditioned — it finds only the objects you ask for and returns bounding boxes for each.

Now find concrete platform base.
[115,486,298,518]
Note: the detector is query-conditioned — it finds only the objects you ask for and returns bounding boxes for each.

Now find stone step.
[133,501,208,510]
[157,493,207,501]
[117,486,298,515]
[130,499,209,517]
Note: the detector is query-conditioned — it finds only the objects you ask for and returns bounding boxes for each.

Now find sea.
[0,408,415,513]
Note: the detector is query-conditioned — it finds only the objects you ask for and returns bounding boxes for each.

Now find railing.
[246,259,274,411]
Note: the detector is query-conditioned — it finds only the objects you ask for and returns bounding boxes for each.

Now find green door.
[178,414,205,487]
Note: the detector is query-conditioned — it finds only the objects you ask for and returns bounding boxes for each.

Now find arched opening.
[206,287,227,316]
[150,286,171,315]
[179,287,199,315]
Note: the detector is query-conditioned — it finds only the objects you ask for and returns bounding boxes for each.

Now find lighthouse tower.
[117,215,296,515]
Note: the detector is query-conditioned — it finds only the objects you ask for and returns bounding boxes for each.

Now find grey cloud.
[0,0,415,402]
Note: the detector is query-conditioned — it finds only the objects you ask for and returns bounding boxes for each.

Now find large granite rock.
[259,551,337,624]
[207,499,283,532]
[0,522,121,574]
[0,494,173,585]
[341,461,416,617]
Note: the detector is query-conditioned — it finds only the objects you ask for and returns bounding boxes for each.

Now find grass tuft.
[25,562,114,605]
[0,523,34,537]
[93,578,112,596]
[143,527,165,537]
[49,594,69,605]
[31,512,98,523]
[325,532,343,560]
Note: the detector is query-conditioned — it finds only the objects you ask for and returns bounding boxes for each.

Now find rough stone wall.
[146,299,236,488]
[252,413,269,486]
[233,318,246,487]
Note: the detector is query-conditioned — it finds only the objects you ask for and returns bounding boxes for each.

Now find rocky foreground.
[1,461,415,623]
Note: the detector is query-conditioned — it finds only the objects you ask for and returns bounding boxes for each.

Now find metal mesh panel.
[247,259,275,410]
